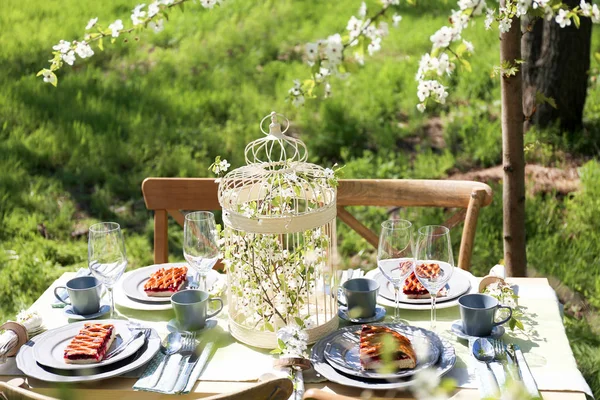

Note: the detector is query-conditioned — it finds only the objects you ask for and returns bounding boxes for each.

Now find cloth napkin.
[0,311,44,363]
[51,268,91,308]
[133,340,215,394]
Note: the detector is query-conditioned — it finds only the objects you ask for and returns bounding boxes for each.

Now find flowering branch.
[37,0,223,86]
[288,0,403,106]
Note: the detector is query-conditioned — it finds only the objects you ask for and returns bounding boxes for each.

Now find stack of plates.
[365,268,478,311]
[311,324,456,390]
[115,262,225,311]
[16,320,160,383]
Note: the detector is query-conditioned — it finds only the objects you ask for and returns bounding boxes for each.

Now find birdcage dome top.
[218,112,337,234]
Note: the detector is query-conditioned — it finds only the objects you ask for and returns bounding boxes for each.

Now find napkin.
[51,268,91,308]
[514,344,542,399]
[468,338,500,399]
[0,311,44,364]
[133,340,215,394]
[489,264,506,280]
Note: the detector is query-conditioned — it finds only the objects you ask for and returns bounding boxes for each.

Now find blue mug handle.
[53,286,71,305]
[337,287,347,306]
[206,298,223,319]
[493,305,513,326]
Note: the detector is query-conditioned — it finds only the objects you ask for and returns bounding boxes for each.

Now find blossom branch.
[38,0,223,86]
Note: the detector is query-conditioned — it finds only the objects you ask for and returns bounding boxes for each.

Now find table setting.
[0,113,593,400]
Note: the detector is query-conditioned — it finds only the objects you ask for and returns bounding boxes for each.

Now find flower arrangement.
[484,281,525,331]
[272,325,309,357]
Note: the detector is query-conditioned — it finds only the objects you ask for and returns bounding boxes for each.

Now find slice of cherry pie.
[403,263,448,299]
[359,325,417,370]
[63,323,116,364]
[143,266,188,297]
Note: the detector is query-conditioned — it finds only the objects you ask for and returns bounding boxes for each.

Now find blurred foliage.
[1,0,600,395]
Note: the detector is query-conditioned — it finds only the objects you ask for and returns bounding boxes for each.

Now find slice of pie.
[359,325,417,370]
[403,263,448,299]
[64,323,116,364]
[143,266,188,297]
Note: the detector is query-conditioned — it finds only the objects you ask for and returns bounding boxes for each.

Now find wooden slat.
[153,210,169,264]
[442,209,468,231]
[337,179,492,208]
[458,190,486,271]
[142,178,220,211]
[167,209,185,227]
[336,206,379,248]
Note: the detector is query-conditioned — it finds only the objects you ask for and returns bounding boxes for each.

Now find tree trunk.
[500,8,528,277]
[522,0,592,132]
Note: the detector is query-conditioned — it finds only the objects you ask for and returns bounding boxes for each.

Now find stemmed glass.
[88,222,128,318]
[377,219,414,323]
[414,225,454,330]
[183,211,219,291]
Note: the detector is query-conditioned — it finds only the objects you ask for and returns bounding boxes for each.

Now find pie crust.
[359,325,417,370]
[403,263,448,299]
[144,266,188,297]
[63,323,116,364]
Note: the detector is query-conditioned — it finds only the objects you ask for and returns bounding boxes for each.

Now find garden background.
[1,0,599,395]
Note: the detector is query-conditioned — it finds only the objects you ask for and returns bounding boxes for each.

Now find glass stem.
[394,286,401,322]
[431,293,437,330]
[108,287,114,318]
[200,274,207,292]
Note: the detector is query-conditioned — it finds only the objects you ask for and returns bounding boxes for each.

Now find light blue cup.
[458,293,512,337]
[53,276,102,315]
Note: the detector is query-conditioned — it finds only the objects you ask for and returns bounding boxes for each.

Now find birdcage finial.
[246,111,307,164]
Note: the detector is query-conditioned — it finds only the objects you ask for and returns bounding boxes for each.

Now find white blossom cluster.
[39,0,221,86]
[289,0,402,106]
[276,324,309,357]
[224,227,330,333]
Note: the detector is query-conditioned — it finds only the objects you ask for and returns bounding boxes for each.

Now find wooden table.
[0,276,588,400]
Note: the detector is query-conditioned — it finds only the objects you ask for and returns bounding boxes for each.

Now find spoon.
[150,332,182,388]
[472,338,500,394]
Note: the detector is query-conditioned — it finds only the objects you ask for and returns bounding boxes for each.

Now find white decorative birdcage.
[218,112,338,349]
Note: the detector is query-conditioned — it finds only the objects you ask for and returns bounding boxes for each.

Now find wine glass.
[377,219,414,323]
[88,222,128,318]
[183,211,219,291]
[414,225,454,330]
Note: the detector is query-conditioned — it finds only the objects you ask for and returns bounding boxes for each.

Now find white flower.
[325,33,343,64]
[378,21,389,37]
[323,168,334,179]
[148,1,160,17]
[533,0,550,9]
[580,0,592,16]
[131,4,146,26]
[516,0,532,16]
[354,52,364,65]
[417,103,426,112]
[305,42,318,61]
[555,9,571,28]
[201,0,218,8]
[74,41,94,58]
[463,39,474,53]
[358,1,367,18]
[41,70,57,85]
[451,9,470,30]
[219,159,230,172]
[592,4,600,23]
[324,82,332,98]
[62,51,76,65]
[380,0,399,6]
[109,19,124,38]
[86,17,98,30]
[160,0,174,4]
[430,26,454,48]
[346,16,363,41]
[52,40,71,54]
[149,19,164,33]
[315,67,329,81]
[499,18,512,33]
[436,53,454,76]
[484,9,495,30]
[367,36,382,55]
[292,94,305,107]
[392,13,402,27]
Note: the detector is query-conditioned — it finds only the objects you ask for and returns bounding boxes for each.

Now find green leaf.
[98,38,104,51]
[36,70,45,77]
[264,321,274,332]
[270,348,282,354]
[178,2,184,11]
[460,58,472,72]
[514,319,524,330]
[278,338,286,348]
[455,42,467,57]
[294,317,304,327]
[535,91,558,109]
[509,317,517,330]
[573,13,580,29]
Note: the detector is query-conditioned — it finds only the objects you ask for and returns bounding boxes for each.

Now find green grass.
[1,0,600,395]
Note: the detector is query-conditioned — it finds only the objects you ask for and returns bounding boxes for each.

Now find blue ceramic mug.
[458,293,512,337]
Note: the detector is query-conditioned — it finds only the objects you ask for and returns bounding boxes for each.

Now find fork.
[105,328,151,360]
[168,333,197,392]
[189,272,200,290]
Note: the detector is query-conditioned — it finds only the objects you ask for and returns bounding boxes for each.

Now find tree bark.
[522,0,592,132]
[500,9,528,277]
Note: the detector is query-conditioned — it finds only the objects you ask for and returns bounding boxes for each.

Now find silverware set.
[473,337,541,398]
[105,328,151,360]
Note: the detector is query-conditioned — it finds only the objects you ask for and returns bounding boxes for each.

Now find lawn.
[1,0,600,395]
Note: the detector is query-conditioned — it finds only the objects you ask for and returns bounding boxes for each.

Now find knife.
[513,344,542,399]
[174,340,214,393]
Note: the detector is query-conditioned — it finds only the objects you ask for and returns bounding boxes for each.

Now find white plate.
[32,320,144,370]
[377,268,472,305]
[115,266,224,311]
[17,328,160,383]
[121,263,196,303]
[366,268,478,311]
